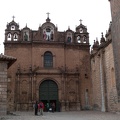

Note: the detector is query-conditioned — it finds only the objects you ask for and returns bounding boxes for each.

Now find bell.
[14,35,17,39]
[83,36,86,42]
[8,34,11,38]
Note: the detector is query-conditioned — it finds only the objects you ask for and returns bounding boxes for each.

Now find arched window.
[66,32,72,43]
[7,33,12,41]
[77,35,81,43]
[67,36,72,43]
[83,35,87,43]
[13,33,18,41]
[44,52,53,68]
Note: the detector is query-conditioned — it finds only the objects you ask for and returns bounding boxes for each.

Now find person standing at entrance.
[38,101,44,115]
[46,102,49,112]
[34,101,38,115]
[51,102,55,112]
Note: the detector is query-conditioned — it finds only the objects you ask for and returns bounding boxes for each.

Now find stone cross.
[79,19,82,24]
[46,12,50,18]
[12,16,15,21]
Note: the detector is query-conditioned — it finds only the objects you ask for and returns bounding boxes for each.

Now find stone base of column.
[61,100,65,111]
[76,101,81,110]
[66,101,69,111]
[16,104,20,111]
[0,103,7,115]
[28,102,34,110]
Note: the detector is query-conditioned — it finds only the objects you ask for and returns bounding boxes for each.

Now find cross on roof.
[12,16,15,21]
[79,19,82,24]
[46,12,50,18]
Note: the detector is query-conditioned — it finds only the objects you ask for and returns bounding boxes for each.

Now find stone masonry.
[109,0,120,99]
[4,16,92,112]
[2,0,120,113]
[91,21,120,112]
[0,63,7,115]
[0,54,16,115]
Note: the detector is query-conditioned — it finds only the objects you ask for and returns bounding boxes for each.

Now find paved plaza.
[0,111,120,120]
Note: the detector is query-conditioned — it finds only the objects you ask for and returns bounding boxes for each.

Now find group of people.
[34,101,44,115]
[34,101,55,115]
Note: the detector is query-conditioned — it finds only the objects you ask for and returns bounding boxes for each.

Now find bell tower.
[75,19,89,44]
[109,0,120,100]
[5,16,20,42]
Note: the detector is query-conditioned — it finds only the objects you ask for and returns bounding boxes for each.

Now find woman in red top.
[38,101,44,115]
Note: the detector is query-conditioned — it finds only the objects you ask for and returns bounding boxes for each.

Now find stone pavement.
[0,111,120,120]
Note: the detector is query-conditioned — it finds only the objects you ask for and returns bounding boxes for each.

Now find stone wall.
[5,43,92,111]
[0,54,16,115]
[0,62,7,115]
[91,40,120,112]
[104,43,118,112]
[109,0,120,98]
[91,49,104,111]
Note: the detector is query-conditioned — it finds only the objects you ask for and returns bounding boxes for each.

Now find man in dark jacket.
[34,101,38,115]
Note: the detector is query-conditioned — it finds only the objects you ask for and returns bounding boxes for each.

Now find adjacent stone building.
[90,0,120,112]
[91,22,120,112]
[0,54,16,115]
[109,0,120,101]
[4,16,92,112]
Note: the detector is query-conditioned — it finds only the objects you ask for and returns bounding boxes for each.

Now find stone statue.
[24,32,28,41]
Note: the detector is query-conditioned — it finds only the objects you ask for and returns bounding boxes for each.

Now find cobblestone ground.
[0,111,120,120]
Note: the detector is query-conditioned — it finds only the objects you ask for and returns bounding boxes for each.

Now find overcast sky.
[0,0,111,54]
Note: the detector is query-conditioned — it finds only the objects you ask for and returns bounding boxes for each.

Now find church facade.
[4,16,92,111]
[2,1,120,113]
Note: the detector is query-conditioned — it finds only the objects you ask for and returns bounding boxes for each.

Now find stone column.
[65,75,69,111]
[61,73,65,111]
[61,73,64,100]
[76,79,81,110]
[28,75,33,110]
[85,89,89,109]
[99,53,106,112]
[11,34,13,41]
[16,74,20,110]
[33,74,36,101]
[28,76,32,102]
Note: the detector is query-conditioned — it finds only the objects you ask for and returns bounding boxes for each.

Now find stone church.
[4,15,92,112]
[2,0,120,113]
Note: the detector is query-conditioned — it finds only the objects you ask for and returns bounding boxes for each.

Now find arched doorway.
[39,80,59,112]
